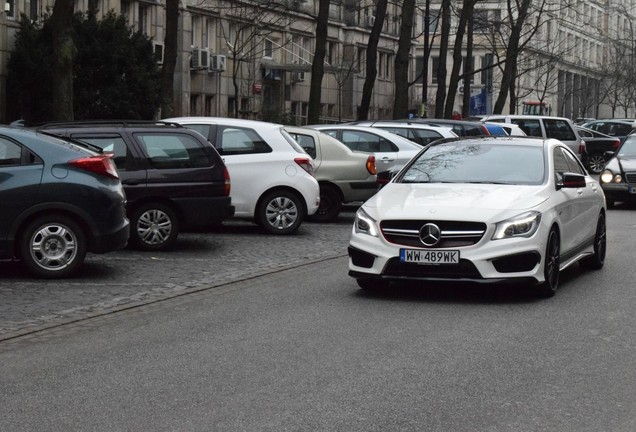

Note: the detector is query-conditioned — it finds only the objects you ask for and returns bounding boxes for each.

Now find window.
[339,131,398,153]
[71,135,130,169]
[5,0,15,19]
[138,4,149,34]
[289,133,316,158]
[544,119,575,141]
[216,127,272,155]
[30,0,39,20]
[431,56,439,84]
[134,133,212,168]
[264,39,274,58]
[512,119,542,137]
[0,138,21,166]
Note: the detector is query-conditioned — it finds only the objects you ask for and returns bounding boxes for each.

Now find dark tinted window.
[289,133,316,158]
[340,130,398,152]
[544,119,576,141]
[378,127,441,146]
[512,119,542,137]
[135,133,212,168]
[72,135,130,169]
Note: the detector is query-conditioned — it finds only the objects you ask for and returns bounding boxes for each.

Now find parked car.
[39,121,234,250]
[164,117,320,235]
[307,124,423,173]
[481,114,586,163]
[348,136,606,298]
[581,119,634,142]
[285,126,377,222]
[345,120,457,145]
[484,122,527,136]
[0,126,129,278]
[599,133,636,207]
[575,126,621,174]
[397,118,492,137]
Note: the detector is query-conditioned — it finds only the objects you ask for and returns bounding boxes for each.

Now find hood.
[364,183,548,221]
[617,156,636,172]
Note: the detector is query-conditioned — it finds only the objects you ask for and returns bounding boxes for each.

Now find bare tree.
[434,0,451,118]
[50,0,76,120]
[393,0,416,119]
[160,0,179,118]
[357,0,389,120]
[308,0,331,124]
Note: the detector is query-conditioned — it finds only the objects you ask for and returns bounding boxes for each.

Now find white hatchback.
[348,136,607,298]
[164,117,320,235]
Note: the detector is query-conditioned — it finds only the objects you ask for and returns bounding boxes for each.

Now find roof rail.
[36,120,184,130]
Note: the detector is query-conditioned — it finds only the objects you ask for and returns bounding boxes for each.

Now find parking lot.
[0,209,356,341]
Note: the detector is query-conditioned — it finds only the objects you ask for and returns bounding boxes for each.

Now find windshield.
[399,142,545,185]
[619,136,636,157]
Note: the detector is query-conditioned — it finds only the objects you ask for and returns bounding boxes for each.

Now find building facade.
[0,0,635,123]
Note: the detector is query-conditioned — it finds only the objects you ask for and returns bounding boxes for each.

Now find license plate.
[400,249,460,264]
[630,185,636,194]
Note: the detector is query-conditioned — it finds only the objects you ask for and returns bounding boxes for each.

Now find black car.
[581,119,634,143]
[0,126,129,278]
[576,126,621,174]
[397,118,491,137]
[40,121,234,251]
[599,133,636,207]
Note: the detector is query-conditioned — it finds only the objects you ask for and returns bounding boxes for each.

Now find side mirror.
[557,172,586,189]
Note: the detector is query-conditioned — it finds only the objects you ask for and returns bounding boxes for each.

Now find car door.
[0,137,43,256]
[553,147,598,255]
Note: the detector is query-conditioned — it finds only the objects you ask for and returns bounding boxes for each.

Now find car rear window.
[544,119,576,141]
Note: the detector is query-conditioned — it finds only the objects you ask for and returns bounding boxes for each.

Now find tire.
[580,212,606,270]
[309,184,342,222]
[257,190,304,235]
[19,215,87,278]
[356,278,390,291]
[587,153,606,174]
[129,203,179,251]
[537,228,560,298]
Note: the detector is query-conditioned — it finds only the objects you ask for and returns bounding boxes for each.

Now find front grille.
[625,172,636,184]
[384,258,482,279]
[380,220,487,248]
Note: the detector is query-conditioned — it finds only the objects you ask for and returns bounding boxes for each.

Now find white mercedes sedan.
[348,136,607,298]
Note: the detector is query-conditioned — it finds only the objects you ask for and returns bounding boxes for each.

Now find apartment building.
[0,0,634,123]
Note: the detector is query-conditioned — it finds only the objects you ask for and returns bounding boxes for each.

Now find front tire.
[309,184,342,222]
[129,203,179,251]
[257,190,304,235]
[19,215,87,278]
[580,212,606,270]
[537,228,560,298]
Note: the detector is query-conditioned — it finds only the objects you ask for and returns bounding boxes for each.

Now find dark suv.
[40,121,234,251]
[0,126,129,278]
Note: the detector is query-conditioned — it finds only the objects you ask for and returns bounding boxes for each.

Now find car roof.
[482,114,574,122]
[163,116,285,130]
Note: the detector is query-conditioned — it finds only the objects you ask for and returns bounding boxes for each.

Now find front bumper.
[601,183,636,202]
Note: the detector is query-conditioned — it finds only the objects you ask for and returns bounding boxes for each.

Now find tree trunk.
[160,0,179,118]
[357,0,388,120]
[444,0,475,119]
[434,0,451,118]
[50,0,76,121]
[462,8,474,118]
[392,0,416,119]
[307,0,330,124]
[493,0,531,114]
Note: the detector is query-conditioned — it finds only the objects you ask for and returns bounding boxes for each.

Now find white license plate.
[400,249,460,264]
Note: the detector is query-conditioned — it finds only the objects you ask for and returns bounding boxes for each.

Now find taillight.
[69,154,119,179]
[578,141,586,155]
[366,155,377,175]
[612,139,621,150]
[223,166,231,197]
[294,157,314,176]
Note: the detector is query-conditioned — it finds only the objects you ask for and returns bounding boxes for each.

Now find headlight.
[600,170,622,184]
[492,211,541,240]
[354,207,379,237]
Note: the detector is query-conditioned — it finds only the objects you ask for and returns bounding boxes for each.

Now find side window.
[73,135,129,169]
[290,133,316,158]
[512,119,542,137]
[185,124,212,141]
[216,127,272,155]
[562,148,585,175]
[544,119,576,141]
[615,123,632,136]
[340,130,398,153]
[0,138,22,166]
[379,127,409,140]
[135,133,212,168]
[577,129,592,139]
[553,147,570,183]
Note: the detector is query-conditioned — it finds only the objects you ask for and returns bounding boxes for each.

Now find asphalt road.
[1,206,636,431]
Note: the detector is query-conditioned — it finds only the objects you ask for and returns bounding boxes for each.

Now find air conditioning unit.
[209,54,227,72]
[291,71,305,82]
[199,49,209,69]
[190,48,202,69]
[367,16,375,27]
[153,41,164,65]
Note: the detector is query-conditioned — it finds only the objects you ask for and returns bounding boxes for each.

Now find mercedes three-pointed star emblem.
[419,223,441,247]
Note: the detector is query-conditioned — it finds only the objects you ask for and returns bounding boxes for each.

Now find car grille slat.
[625,172,636,184]
[380,220,487,248]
